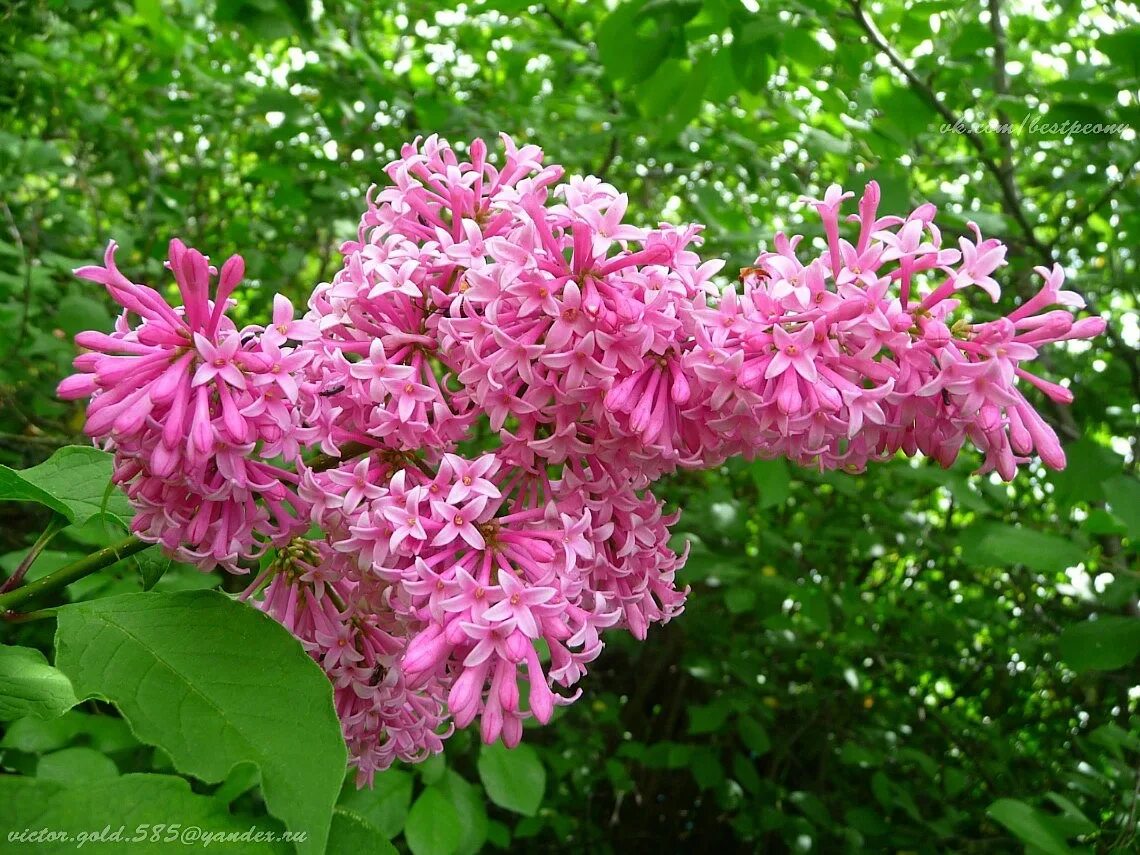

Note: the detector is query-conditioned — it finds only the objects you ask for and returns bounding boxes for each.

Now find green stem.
[0,535,149,614]
[0,440,377,616]
[0,515,65,594]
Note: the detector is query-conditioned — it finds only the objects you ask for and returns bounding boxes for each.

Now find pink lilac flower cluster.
[682,184,1105,479]
[254,537,451,773]
[58,240,316,571]
[59,134,1105,784]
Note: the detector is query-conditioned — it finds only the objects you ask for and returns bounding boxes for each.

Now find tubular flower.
[58,239,311,571]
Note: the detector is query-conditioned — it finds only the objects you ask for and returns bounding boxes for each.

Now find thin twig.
[0,515,65,594]
[0,200,35,355]
[848,0,1049,261]
[848,0,1140,455]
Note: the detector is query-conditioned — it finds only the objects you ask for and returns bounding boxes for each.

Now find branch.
[849,0,1140,456]
[986,0,1016,177]
[847,0,1051,263]
[0,200,36,356]
[0,440,383,616]
[0,535,150,615]
[539,4,622,179]
[1059,161,1138,235]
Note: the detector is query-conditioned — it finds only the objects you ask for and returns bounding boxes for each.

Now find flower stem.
[0,535,150,615]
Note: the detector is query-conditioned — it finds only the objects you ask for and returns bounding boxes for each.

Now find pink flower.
[326,458,386,516]
[430,497,489,549]
[266,294,320,343]
[482,570,558,639]
[58,136,1106,781]
[347,339,415,401]
[765,324,819,383]
[954,222,1007,301]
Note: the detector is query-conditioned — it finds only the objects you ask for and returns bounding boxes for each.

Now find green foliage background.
[1,0,1138,852]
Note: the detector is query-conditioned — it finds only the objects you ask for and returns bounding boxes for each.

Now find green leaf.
[477,742,546,817]
[0,446,131,527]
[405,786,463,855]
[661,51,714,137]
[131,547,173,591]
[738,715,771,756]
[872,78,936,140]
[36,746,119,783]
[750,458,791,508]
[0,709,134,754]
[215,0,312,39]
[1043,792,1096,836]
[730,20,777,93]
[211,761,260,806]
[688,700,730,734]
[958,524,1086,573]
[0,774,282,854]
[1,714,82,753]
[1097,24,1140,72]
[436,771,489,855]
[418,750,447,785]
[54,294,113,337]
[986,798,1074,855]
[338,769,414,838]
[1104,475,1140,540]
[1058,616,1140,672]
[597,0,689,85]
[724,586,756,614]
[1049,438,1122,504]
[54,591,346,855]
[328,807,399,855]
[0,645,78,720]
[690,746,725,790]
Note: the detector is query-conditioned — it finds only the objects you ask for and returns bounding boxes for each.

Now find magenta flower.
[482,570,558,639]
[326,458,386,516]
[430,497,489,549]
[765,324,819,383]
[954,222,1008,301]
[267,294,320,343]
[192,333,246,389]
[347,339,415,401]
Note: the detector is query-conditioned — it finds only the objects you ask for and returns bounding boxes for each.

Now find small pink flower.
[192,333,246,389]
[765,324,819,383]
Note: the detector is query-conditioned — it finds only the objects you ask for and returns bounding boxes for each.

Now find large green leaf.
[986,798,1074,855]
[750,458,791,508]
[738,715,772,756]
[0,645,78,720]
[1058,616,1140,672]
[730,20,777,94]
[597,0,695,85]
[0,709,136,754]
[958,524,1087,573]
[0,774,284,854]
[477,742,546,817]
[36,746,119,783]
[436,771,489,855]
[0,445,131,526]
[54,591,346,855]
[337,768,414,838]
[404,786,462,855]
[328,807,399,855]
